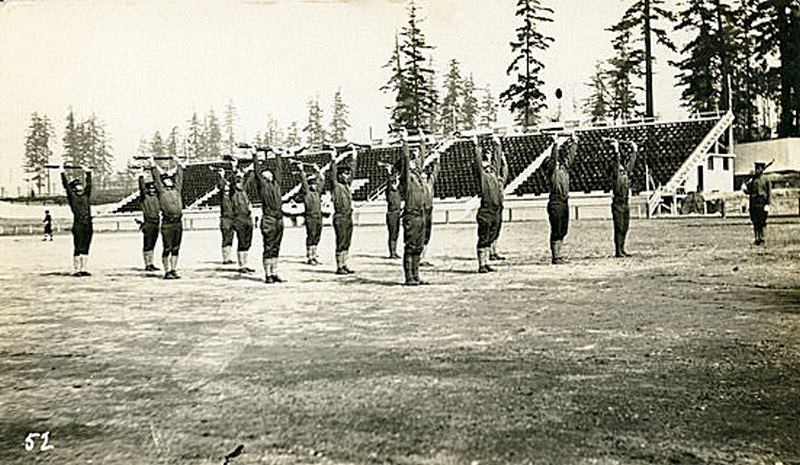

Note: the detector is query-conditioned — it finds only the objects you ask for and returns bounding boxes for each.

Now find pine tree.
[262,114,285,147]
[608,0,677,118]
[186,112,203,162]
[62,108,79,167]
[425,55,442,134]
[223,99,238,156]
[607,31,644,121]
[460,74,479,131]
[23,113,55,195]
[303,97,326,146]
[329,88,350,143]
[672,0,722,113]
[440,59,463,134]
[383,0,438,131]
[204,109,222,160]
[500,0,555,127]
[166,126,180,157]
[479,85,499,129]
[750,0,800,137]
[286,122,302,147]
[583,61,612,121]
[150,130,165,157]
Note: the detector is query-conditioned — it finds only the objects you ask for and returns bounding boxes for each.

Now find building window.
[722,157,730,171]
[707,157,714,171]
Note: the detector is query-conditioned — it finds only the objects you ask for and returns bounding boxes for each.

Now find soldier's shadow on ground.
[39,271,78,277]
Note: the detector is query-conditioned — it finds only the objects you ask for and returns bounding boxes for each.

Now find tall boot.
[170,255,180,278]
[311,245,320,265]
[272,258,284,282]
[343,251,354,274]
[306,246,313,264]
[550,242,559,265]
[404,253,418,285]
[553,241,565,264]
[72,256,81,276]
[389,240,399,259]
[143,251,150,269]
[413,254,428,284]
[263,258,273,283]
[477,248,488,273]
[222,246,233,264]
[163,254,171,277]
[336,252,347,275]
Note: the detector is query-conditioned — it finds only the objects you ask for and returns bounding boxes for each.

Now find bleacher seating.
[512,117,720,196]
[109,117,722,214]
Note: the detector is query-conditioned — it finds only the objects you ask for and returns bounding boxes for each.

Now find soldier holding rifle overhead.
[472,135,505,273]
[546,133,578,265]
[59,164,93,276]
[138,170,161,271]
[330,145,358,275]
[252,147,286,283]
[149,154,185,279]
[296,160,324,265]
[398,131,429,285]
[379,160,402,260]
[742,160,773,246]
[609,138,638,257]
[214,164,236,265]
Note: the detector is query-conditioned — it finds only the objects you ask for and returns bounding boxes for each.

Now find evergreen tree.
[583,61,612,121]
[62,108,79,167]
[479,85,499,129]
[304,97,327,146]
[329,88,351,143]
[166,126,180,157]
[607,31,644,120]
[425,55,442,134]
[23,113,55,195]
[150,130,166,157]
[500,0,555,127]
[608,0,676,118]
[286,122,302,147]
[439,59,463,134]
[262,114,285,147]
[204,109,222,160]
[186,112,203,162]
[460,74,479,131]
[672,0,720,113]
[223,99,238,156]
[382,1,438,131]
[750,0,800,137]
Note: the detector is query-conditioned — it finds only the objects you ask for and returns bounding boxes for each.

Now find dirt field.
[1,218,798,465]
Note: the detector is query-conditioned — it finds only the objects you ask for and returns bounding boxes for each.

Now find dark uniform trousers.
[72,221,93,256]
[387,211,401,243]
[476,207,501,249]
[333,213,353,253]
[403,209,425,255]
[161,220,183,256]
[611,200,630,250]
[547,200,569,242]
[142,220,160,252]
[221,217,234,248]
[423,207,433,246]
[261,214,284,259]
[233,218,253,251]
[305,215,322,247]
[749,196,768,230]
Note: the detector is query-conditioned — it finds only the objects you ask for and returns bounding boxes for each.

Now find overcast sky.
[0,0,690,194]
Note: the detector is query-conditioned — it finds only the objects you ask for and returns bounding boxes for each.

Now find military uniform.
[139,175,161,270]
[386,178,402,259]
[546,139,577,264]
[400,142,428,284]
[151,164,184,278]
[611,146,637,257]
[61,171,93,276]
[252,152,285,282]
[330,152,357,274]
[218,173,235,263]
[230,174,254,272]
[300,169,324,264]
[473,140,507,273]
[420,158,440,264]
[744,169,771,245]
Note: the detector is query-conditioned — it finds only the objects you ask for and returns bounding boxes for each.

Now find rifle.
[743,159,775,187]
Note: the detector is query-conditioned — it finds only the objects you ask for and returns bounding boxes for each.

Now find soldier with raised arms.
[149,155,185,279]
[609,140,638,257]
[546,134,578,264]
[297,162,324,265]
[61,165,93,276]
[329,147,357,275]
[472,135,507,273]
[252,148,286,283]
[138,172,161,271]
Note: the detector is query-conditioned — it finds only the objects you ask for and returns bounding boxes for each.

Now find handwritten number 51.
[24,432,54,452]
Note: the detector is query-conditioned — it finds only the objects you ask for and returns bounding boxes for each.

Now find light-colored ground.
[1,218,799,465]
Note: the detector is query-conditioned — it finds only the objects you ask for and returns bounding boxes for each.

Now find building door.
[697,165,704,192]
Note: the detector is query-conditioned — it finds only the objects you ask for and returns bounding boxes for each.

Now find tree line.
[385,0,800,142]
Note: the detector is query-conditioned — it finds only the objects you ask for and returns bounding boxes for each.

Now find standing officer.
[330,147,357,275]
[743,161,772,246]
[252,149,286,283]
[398,135,427,284]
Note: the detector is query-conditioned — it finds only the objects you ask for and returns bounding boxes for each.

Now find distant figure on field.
[742,161,772,246]
[42,210,53,241]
